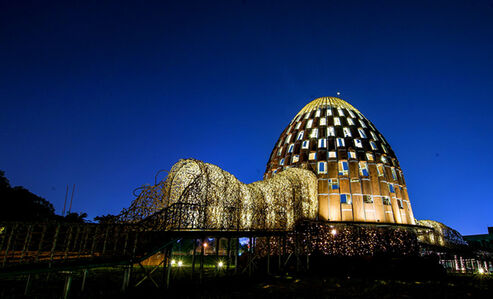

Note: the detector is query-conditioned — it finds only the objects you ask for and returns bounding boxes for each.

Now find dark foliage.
[94,214,119,224]
[0,170,56,221]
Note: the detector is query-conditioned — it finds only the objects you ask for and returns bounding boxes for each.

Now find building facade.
[265,97,415,225]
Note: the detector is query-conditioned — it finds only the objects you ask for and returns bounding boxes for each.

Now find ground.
[0,266,492,298]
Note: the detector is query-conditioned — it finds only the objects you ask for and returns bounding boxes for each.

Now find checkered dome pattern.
[264,97,415,224]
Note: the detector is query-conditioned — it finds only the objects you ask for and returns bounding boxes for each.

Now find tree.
[94,214,119,224]
[0,170,56,221]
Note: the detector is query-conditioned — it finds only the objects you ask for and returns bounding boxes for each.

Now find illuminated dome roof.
[265,96,415,225]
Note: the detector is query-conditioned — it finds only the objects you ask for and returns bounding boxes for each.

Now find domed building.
[265,97,415,225]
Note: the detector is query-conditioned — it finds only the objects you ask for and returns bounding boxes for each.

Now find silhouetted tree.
[62,212,88,223]
[94,214,119,224]
[0,170,55,221]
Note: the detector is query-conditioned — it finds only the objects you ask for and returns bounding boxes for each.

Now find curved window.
[288,144,294,153]
[358,128,367,138]
[336,138,345,147]
[297,131,304,140]
[327,126,335,136]
[334,117,341,126]
[338,161,349,175]
[354,139,363,148]
[347,118,355,125]
[302,140,309,149]
[340,194,351,204]
[310,128,319,138]
[306,119,313,129]
[358,119,367,128]
[343,127,352,137]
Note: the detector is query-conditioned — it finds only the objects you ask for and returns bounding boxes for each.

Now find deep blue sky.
[1,0,492,235]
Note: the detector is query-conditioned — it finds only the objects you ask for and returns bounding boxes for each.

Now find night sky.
[1,0,492,235]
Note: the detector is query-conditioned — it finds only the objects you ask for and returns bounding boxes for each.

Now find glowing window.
[370,131,378,140]
[363,195,373,203]
[310,128,319,138]
[381,144,388,153]
[359,161,369,176]
[334,117,341,126]
[285,134,292,144]
[347,118,355,125]
[381,155,387,163]
[388,184,395,193]
[329,179,339,190]
[318,162,327,174]
[358,128,367,138]
[319,117,327,126]
[382,197,391,205]
[377,164,384,176]
[309,152,317,160]
[338,161,349,176]
[315,109,321,117]
[292,155,300,163]
[328,151,337,158]
[343,127,352,137]
[354,139,363,148]
[349,151,356,159]
[336,138,345,147]
[379,134,386,144]
[277,148,282,156]
[348,110,356,118]
[318,138,327,148]
[288,144,294,153]
[327,126,335,136]
[340,194,351,204]
[337,108,345,116]
[397,199,404,209]
[297,131,304,140]
[279,158,285,165]
[370,141,377,150]
[306,119,313,129]
[304,112,310,119]
[326,108,332,116]
[358,119,367,128]
[366,153,374,161]
[302,140,309,149]
[391,167,397,180]
[295,122,302,129]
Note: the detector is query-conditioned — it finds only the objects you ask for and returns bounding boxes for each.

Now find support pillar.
[267,236,271,275]
[121,265,132,292]
[81,269,88,292]
[62,271,72,299]
[166,246,173,289]
[24,274,31,296]
[200,237,205,283]
[191,238,198,278]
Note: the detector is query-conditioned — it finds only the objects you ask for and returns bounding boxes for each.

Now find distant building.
[463,227,493,251]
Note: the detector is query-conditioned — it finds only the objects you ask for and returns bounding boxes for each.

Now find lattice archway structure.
[121,159,318,231]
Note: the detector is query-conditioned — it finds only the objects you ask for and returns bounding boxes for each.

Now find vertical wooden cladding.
[264,97,416,225]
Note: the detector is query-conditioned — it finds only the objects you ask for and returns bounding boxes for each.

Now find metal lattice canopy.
[120,159,318,231]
